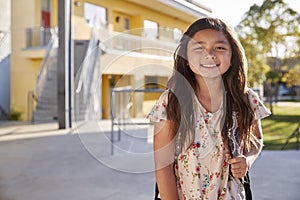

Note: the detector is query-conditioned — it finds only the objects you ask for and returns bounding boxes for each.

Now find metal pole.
[69,1,74,128]
[57,0,72,129]
[110,88,115,155]
[297,125,299,150]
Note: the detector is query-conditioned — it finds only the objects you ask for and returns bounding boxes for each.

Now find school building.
[7,0,212,122]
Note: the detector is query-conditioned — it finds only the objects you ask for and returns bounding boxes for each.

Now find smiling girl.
[148,17,270,200]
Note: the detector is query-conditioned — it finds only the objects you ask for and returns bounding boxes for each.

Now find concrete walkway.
[0,121,299,200]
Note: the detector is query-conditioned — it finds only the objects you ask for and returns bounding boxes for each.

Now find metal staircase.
[31,26,101,123]
[31,30,58,122]
[32,57,58,122]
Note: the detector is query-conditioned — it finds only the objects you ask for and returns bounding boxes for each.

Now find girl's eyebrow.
[191,40,229,45]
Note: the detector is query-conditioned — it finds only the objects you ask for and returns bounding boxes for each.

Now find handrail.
[75,29,100,95]
[99,28,178,57]
[0,103,9,120]
[35,27,58,97]
[25,27,53,48]
[75,16,102,121]
[109,87,164,155]
[27,27,57,122]
[281,123,300,150]
[27,91,38,122]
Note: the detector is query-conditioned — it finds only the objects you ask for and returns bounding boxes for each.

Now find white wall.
[0,0,10,32]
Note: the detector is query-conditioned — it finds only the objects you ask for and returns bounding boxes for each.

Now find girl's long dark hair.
[166,17,255,155]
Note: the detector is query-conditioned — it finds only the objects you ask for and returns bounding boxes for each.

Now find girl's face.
[187,29,232,78]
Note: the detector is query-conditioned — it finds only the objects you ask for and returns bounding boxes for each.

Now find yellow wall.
[11,0,58,120]
[102,74,133,119]
[144,76,168,100]
[73,0,190,35]
[112,11,132,32]
[51,0,58,26]
[101,75,110,119]
[11,0,41,120]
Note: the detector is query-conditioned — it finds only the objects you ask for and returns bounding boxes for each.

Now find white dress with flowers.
[148,88,270,200]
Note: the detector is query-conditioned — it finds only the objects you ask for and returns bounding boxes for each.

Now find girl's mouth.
[200,64,219,68]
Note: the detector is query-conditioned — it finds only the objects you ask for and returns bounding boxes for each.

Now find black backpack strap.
[243,171,252,200]
[154,182,161,200]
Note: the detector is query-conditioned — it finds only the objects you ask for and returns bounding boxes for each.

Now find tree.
[238,36,269,88]
[281,66,300,100]
[282,65,300,87]
[265,70,280,113]
[239,0,300,59]
[237,0,300,113]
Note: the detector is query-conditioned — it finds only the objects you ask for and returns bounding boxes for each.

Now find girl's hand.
[228,154,249,178]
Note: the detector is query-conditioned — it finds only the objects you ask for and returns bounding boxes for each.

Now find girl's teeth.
[203,64,216,67]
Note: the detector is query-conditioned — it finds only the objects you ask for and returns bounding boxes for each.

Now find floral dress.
[148,88,271,200]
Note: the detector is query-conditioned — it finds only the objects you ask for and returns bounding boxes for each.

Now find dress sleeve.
[247,88,271,120]
[147,90,169,122]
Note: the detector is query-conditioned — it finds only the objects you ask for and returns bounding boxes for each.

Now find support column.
[134,73,145,118]
[57,0,72,129]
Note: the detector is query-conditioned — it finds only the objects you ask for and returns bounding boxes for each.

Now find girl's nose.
[205,51,216,60]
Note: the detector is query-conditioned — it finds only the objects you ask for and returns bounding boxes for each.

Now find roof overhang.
[126,0,212,22]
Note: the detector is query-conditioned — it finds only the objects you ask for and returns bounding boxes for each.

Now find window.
[173,28,182,43]
[144,20,158,39]
[145,76,159,89]
[124,18,130,30]
[84,3,107,27]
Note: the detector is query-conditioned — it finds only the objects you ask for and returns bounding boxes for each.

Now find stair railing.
[281,123,300,150]
[0,103,9,120]
[27,27,58,122]
[27,91,38,122]
[75,16,102,121]
[35,27,58,98]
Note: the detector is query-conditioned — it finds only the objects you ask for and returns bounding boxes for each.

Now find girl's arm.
[153,120,179,200]
[245,119,263,169]
[229,119,263,178]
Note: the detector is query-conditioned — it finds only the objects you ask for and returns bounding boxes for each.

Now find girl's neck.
[195,76,225,113]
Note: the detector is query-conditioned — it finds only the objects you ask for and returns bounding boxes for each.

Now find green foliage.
[10,109,22,121]
[239,0,300,150]
[239,37,270,87]
[282,69,300,87]
[237,0,300,85]
[265,70,280,83]
[262,105,300,150]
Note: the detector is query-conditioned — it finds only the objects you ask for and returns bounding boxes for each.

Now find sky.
[198,0,300,27]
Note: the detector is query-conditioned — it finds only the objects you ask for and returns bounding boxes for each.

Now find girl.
[148,17,271,199]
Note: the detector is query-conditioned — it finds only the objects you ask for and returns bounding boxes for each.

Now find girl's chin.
[190,66,223,78]
[200,74,222,79]
[198,68,222,76]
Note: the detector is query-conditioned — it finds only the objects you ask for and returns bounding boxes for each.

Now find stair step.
[38,92,57,100]
[37,96,58,103]
[36,104,58,110]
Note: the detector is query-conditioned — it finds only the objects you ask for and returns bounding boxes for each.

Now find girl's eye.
[194,46,204,51]
[216,46,226,50]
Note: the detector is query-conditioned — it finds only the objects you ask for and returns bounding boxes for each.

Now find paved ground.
[0,120,299,200]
